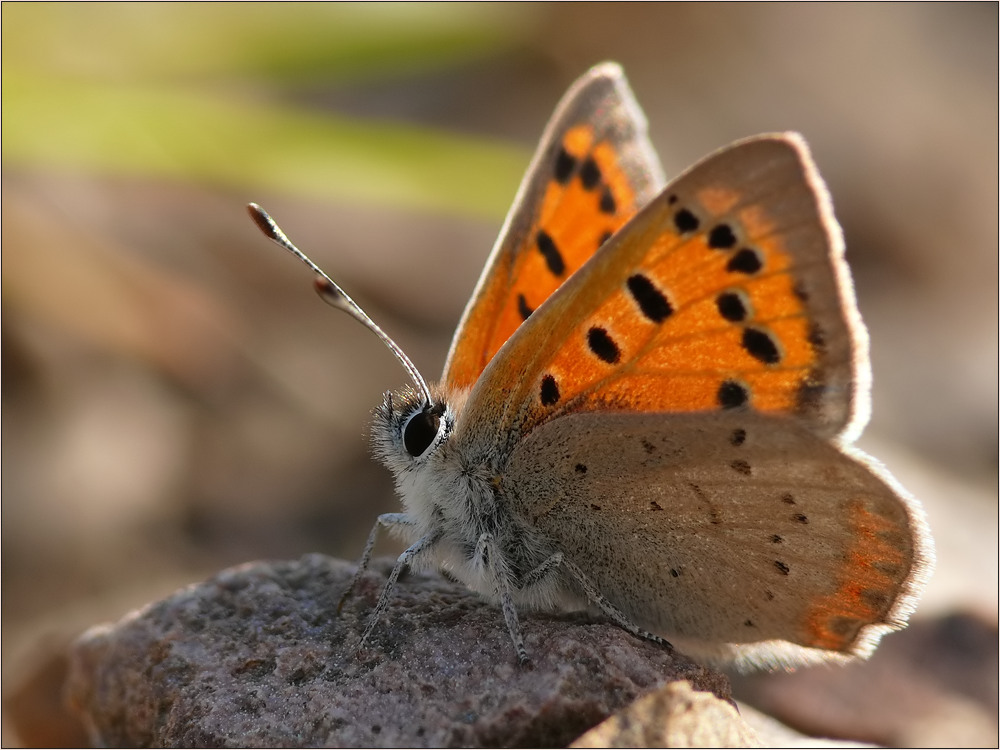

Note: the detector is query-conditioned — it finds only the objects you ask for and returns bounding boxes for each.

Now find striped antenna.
[247,203,433,407]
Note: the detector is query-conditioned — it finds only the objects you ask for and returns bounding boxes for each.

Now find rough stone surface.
[66,555,731,747]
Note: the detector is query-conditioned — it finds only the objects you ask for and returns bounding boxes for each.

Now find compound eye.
[403,406,441,457]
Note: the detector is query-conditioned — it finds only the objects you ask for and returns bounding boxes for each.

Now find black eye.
[403,406,442,457]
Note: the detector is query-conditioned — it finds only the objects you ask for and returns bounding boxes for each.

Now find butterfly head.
[372,386,453,466]
[370,385,474,529]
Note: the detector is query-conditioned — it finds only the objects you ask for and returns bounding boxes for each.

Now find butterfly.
[249,62,932,669]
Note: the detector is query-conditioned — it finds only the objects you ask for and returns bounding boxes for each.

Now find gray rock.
[67,555,732,747]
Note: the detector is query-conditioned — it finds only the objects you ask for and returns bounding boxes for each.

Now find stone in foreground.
[67,555,735,747]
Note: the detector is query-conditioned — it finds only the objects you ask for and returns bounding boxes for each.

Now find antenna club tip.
[247,203,277,239]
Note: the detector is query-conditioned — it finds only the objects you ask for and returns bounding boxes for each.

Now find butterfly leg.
[497,585,530,665]
[473,531,530,664]
[518,551,564,590]
[560,557,674,651]
[358,528,441,650]
[338,512,414,613]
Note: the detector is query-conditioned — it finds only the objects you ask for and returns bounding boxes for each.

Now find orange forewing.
[458,135,861,449]
[442,65,663,391]
[544,197,815,411]
[491,128,641,363]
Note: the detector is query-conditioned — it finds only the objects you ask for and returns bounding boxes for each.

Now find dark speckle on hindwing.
[730,459,752,476]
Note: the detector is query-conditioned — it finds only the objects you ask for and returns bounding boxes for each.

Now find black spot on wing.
[742,327,782,364]
[536,230,565,276]
[587,327,620,364]
[718,380,749,409]
[674,208,700,233]
[580,157,601,189]
[727,248,763,275]
[708,223,737,249]
[554,147,576,184]
[626,274,673,323]
[599,186,616,214]
[540,374,560,406]
[517,293,534,321]
[716,291,749,322]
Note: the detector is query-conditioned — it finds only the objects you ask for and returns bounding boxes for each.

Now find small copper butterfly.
[249,62,933,669]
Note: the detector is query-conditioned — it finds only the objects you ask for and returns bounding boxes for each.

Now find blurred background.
[3,4,996,746]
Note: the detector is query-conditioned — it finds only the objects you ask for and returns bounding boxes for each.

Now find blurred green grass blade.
[2,69,530,219]
[2,3,534,84]
[2,3,540,218]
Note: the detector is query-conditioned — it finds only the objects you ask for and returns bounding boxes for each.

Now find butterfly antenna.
[247,203,434,407]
